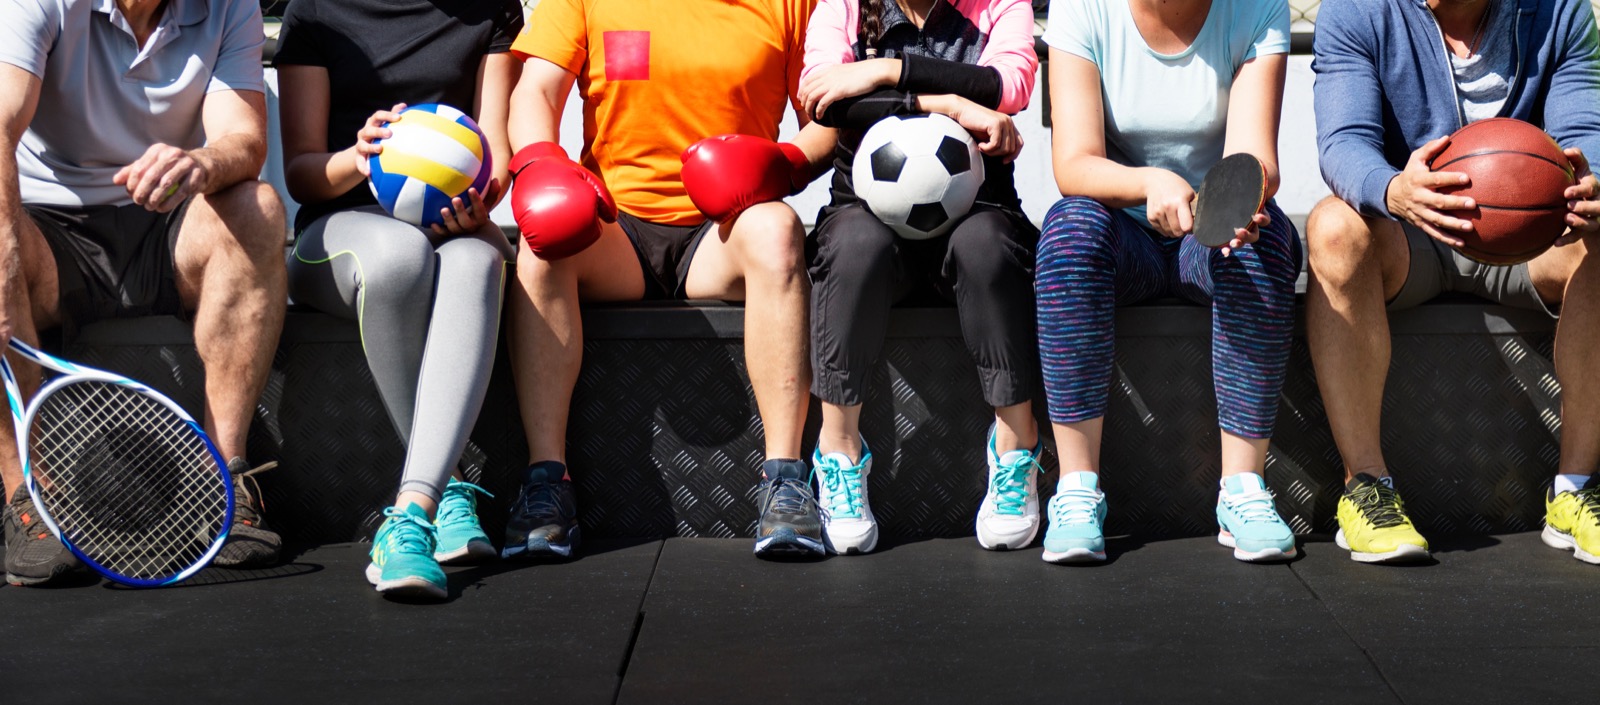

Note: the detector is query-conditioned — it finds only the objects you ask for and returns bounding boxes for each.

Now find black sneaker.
[754,459,824,558]
[501,461,580,559]
[213,459,283,568]
[4,485,84,585]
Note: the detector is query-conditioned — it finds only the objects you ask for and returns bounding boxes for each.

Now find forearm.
[0,151,26,302]
[284,147,364,204]
[508,78,562,150]
[190,132,267,193]
[898,55,1003,109]
[815,88,919,128]
[1055,155,1158,209]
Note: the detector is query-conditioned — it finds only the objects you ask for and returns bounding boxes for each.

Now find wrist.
[881,59,902,88]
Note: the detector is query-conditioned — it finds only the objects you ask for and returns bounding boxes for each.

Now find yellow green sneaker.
[1542,477,1600,565]
[1334,473,1430,563]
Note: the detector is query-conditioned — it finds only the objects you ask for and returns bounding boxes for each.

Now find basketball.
[367,103,492,228]
[1429,118,1574,265]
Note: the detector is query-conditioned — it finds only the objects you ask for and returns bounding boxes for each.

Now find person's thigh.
[287,207,438,320]
[515,219,650,303]
[1524,237,1589,310]
[13,208,68,333]
[683,201,806,301]
[172,181,288,311]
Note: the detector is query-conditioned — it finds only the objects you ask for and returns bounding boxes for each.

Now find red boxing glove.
[509,142,617,260]
[681,134,811,222]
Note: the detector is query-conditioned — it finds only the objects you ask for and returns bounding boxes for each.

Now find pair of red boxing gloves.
[509,135,812,259]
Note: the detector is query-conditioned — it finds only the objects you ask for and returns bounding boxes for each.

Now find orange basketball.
[1429,118,1574,265]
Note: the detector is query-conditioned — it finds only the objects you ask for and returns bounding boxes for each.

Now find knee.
[948,212,1027,284]
[438,235,508,281]
[1304,195,1375,280]
[1038,197,1117,267]
[733,201,805,278]
[194,181,288,266]
[815,209,896,278]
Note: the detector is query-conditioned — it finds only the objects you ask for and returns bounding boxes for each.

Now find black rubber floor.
[1,534,1592,704]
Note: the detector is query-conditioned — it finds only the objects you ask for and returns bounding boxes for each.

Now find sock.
[1058,470,1099,493]
[1553,473,1590,495]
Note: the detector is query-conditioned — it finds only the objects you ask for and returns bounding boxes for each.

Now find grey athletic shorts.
[1387,222,1556,317]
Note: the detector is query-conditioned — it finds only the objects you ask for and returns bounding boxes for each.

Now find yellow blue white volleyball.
[367,103,491,228]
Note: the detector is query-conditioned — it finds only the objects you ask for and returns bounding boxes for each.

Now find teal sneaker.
[1042,471,1107,563]
[1216,473,1297,562]
[366,503,447,600]
[434,479,496,565]
[813,438,878,555]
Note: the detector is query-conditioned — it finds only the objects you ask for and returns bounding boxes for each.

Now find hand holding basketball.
[1385,136,1473,247]
[1559,147,1600,244]
[1142,167,1196,239]
[352,103,405,177]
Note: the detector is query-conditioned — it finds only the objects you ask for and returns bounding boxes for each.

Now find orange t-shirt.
[513,0,815,226]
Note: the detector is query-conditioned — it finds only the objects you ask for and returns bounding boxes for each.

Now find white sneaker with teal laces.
[976,426,1042,550]
[813,439,878,555]
[1216,473,1297,562]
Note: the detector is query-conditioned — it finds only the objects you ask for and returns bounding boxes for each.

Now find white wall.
[265,55,1330,229]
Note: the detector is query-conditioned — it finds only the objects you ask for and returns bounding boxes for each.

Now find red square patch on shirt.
[603,31,650,81]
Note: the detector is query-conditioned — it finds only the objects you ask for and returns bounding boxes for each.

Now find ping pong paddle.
[1192,153,1268,249]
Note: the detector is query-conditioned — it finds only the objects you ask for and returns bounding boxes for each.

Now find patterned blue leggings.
[1035,197,1302,438]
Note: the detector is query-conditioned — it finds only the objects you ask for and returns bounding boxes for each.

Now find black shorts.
[616,212,717,300]
[26,202,189,333]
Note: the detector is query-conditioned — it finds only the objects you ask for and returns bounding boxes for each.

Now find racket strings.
[28,380,228,581]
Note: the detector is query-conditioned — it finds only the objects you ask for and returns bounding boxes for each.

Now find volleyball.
[367,103,491,228]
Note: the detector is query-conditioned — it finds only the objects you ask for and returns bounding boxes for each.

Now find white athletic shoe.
[976,425,1042,550]
[813,439,878,555]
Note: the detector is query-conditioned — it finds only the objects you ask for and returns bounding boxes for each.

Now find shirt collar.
[95,0,210,28]
[879,0,948,33]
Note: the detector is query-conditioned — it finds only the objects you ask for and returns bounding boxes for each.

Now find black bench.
[65,297,1560,546]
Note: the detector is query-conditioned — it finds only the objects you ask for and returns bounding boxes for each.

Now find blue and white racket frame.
[1,338,235,586]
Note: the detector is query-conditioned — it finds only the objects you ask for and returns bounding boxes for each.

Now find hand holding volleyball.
[363,103,493,230]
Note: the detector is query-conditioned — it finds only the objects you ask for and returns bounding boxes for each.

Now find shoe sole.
[976,522,1040,551]
[1541,525,1600,565]
[1041,547,1106,564]
[364,564,447,600]
[1217,531,1297,562]
[754,532,825,558]
[5,561,85,586]
[1335,529,1430,563]
[435,539,498,565]
[501,527,581,560]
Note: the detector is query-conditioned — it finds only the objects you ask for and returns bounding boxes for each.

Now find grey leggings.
[288,206,511,501]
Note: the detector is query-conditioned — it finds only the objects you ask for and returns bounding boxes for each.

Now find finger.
[1562,212,1598,234]
[1563,174,1599,200]
[1414,188,1475,211]
[431,223,449,237]
[1252,212,1271,228]
[1176,200,1195,235]
[467,187,489,220]
[1415,219,1465,248]
[438,207,463,235]
[1221,245,1233,258]
[1414,135,1453,165]
[1417,205,1474,234]
[1233,226,1260,246]
[1565,147,1591,177]
[1568,197,1600,219]
[1415,170,1471,189]
[113,164,132,186]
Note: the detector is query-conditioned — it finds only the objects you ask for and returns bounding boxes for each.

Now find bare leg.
[1304,196,1411,482]
[1219,433,1270,476]
[818,402,863,460]
[1529,238,1600,475]
[0,213,61,499]
[1052,418,1102,473]
[684,202,810,460]
[172,181,287,461]
[506,222,644,465]
[993,401,1038,454]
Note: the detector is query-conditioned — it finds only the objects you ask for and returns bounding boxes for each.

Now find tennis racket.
[1193,152,1269,248]
[1,339,233,586]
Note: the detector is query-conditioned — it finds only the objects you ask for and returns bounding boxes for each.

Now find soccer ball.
[852,114,984,240]
[368,103,492,228]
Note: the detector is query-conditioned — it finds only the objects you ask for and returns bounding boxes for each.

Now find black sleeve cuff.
[897,53,1003,110]
[815,89,921,129]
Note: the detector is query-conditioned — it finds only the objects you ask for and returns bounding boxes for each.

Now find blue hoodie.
[1313,0,1600,218]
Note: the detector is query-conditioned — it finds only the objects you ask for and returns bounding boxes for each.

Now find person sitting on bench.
[0,0,288,586]
[1307,0,1600,564]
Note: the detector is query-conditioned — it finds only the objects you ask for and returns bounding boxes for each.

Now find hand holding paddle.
[1193,153,1270,256]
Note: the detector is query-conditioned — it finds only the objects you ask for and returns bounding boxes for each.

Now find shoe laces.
[438,482,492,527]
[767,477,818,516]
[514,479,567,523]
[1048,487,1101,527]
[231,461,277,522]
[1578,486,1600,526]
[1349,481,1407,528]
[1223,488,1281,524]
[381,506,435,554]
[991,453,1039,516]
[819,458,865,519]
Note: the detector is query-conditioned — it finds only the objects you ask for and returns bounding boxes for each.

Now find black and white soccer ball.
[852,114,984,240]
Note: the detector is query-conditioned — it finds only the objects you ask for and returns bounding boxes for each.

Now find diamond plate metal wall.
[64,304,1560,544]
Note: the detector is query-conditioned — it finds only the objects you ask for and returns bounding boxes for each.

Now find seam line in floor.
[1287,562,1408,705]
[612,538,667,705]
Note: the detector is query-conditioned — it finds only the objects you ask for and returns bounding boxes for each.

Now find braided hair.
[858,0,886,58]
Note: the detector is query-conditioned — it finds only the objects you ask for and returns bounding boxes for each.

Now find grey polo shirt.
[0,0,265,207]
